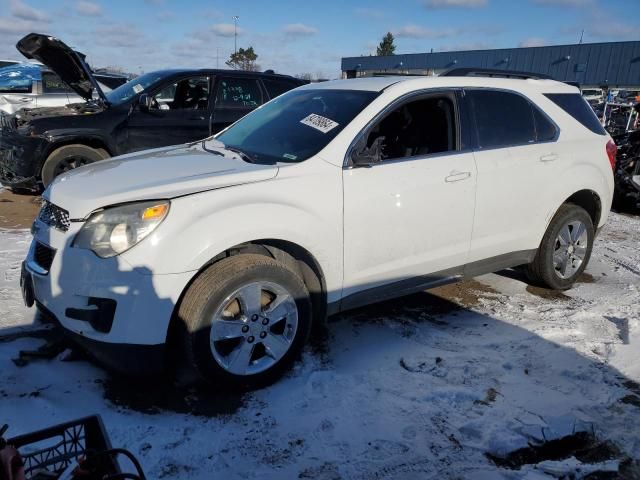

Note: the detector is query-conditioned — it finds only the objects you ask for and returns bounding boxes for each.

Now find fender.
[43,130,117,156]
[538,159,613,245]
[120,158,345,304]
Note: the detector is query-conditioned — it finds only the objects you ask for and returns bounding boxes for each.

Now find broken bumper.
[0,127,46,189]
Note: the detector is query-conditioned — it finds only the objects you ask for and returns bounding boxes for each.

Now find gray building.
[341,41,640,88]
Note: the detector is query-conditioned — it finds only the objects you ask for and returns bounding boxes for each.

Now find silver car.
[0,62,125,114]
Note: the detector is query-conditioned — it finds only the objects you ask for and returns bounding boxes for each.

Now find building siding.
[341,41,640,87]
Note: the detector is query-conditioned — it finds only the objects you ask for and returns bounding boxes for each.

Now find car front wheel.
[177,254,312,389]
[41,144,110,188]
[526,203,594,290]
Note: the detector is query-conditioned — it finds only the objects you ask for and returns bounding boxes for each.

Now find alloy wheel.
[553,220,588,279]
[53,156,92,176]
[209,281,299,376]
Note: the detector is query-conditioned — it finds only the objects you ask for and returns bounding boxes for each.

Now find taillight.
[606,139,617,170]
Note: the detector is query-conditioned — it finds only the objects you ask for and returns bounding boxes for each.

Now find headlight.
[72,200,170,258]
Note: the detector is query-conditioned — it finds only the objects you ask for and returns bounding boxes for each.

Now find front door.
[127,75,212,152]
[342,91,476,303]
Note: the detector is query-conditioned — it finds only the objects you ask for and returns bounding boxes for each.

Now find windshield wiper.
[201,139,224,156]
[225,146,255,163]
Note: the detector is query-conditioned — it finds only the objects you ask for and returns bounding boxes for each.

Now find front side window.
[216,89,378,164]
[215,77,263,109]
[152,76,209,110]
[42,71,72,94]
[468,90,536,149]
[361,95,456,161]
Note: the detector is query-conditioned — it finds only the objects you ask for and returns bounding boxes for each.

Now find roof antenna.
[579,29,584,44]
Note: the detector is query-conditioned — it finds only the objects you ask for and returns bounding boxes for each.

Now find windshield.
[0,63,40,93]
[105,71,168,105]
[215,89,378,164]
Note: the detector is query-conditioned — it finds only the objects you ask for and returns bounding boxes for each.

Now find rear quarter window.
[544,93,606,136]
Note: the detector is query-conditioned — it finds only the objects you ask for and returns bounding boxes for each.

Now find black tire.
[177,254,312,389]
[41,144,110,187]
[526,203,594,290]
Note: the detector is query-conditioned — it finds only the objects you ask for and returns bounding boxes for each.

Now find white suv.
[21,72,615,388]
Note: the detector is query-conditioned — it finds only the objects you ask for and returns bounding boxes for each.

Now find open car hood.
[16,33,106,103]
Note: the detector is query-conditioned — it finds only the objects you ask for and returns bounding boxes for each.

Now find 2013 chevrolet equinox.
[21,72,615,388]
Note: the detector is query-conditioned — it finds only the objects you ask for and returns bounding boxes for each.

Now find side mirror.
[138,93,152,112]
[351,136,385,167]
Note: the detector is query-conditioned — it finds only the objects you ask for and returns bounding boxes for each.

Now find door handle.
[539,153,558,162]
[188,115,206,121]
[445,171,471,182]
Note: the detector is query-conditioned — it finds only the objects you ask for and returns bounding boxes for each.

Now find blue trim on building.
[342,41,640,87]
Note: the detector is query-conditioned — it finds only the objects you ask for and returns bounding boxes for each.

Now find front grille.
[38,201,70,232]
[34,241,55,272]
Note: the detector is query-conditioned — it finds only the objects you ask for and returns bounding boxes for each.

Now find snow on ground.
[0,212,639,479]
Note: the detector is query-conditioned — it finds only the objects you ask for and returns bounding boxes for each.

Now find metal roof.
[341,41,640,87]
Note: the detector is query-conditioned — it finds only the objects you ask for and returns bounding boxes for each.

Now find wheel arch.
[44,136,113,158]
[166,238,328,354]
[564,189,602,228]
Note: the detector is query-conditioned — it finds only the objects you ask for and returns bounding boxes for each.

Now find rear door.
[464,89,561,266]
[211,76,264,133]
[126,75,212,151]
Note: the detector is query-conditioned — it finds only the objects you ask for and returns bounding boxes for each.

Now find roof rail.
[440,67,553,80]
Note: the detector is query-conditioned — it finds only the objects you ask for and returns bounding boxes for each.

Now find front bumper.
[0,126,46,189]
[36,302,165,376]
[23,217,195,375]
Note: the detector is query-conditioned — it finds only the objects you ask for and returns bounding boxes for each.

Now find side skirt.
[330,249,536,315]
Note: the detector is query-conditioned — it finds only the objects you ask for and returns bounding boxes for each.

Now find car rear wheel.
[41,144,110,187]
[177,254,312,389]
[526,203,594,290]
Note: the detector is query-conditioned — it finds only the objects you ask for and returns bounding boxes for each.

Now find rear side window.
[215,77,263,109]
[262,78,300,99]
[532,107,558,142]
[467,90,536,149]
[544,93,606,135]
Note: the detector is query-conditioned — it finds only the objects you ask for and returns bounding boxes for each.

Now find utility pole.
[233,15,240,66]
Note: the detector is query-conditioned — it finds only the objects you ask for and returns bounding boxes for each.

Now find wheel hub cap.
[209,281,298,376]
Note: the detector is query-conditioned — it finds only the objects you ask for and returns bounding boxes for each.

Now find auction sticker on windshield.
[300,114,339,134]
[132,84,144,94]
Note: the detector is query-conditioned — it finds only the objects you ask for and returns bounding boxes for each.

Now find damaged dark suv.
[0,33,305,190]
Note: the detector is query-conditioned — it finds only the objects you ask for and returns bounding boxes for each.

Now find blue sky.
[0,0,637,78]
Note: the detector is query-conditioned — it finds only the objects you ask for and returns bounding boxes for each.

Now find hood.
[45,141,279,218]
[16,33,106,103]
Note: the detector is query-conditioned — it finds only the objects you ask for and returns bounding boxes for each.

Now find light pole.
[233,15,239,58]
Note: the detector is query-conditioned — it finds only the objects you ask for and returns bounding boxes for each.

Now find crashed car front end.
[0,112,48,189]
